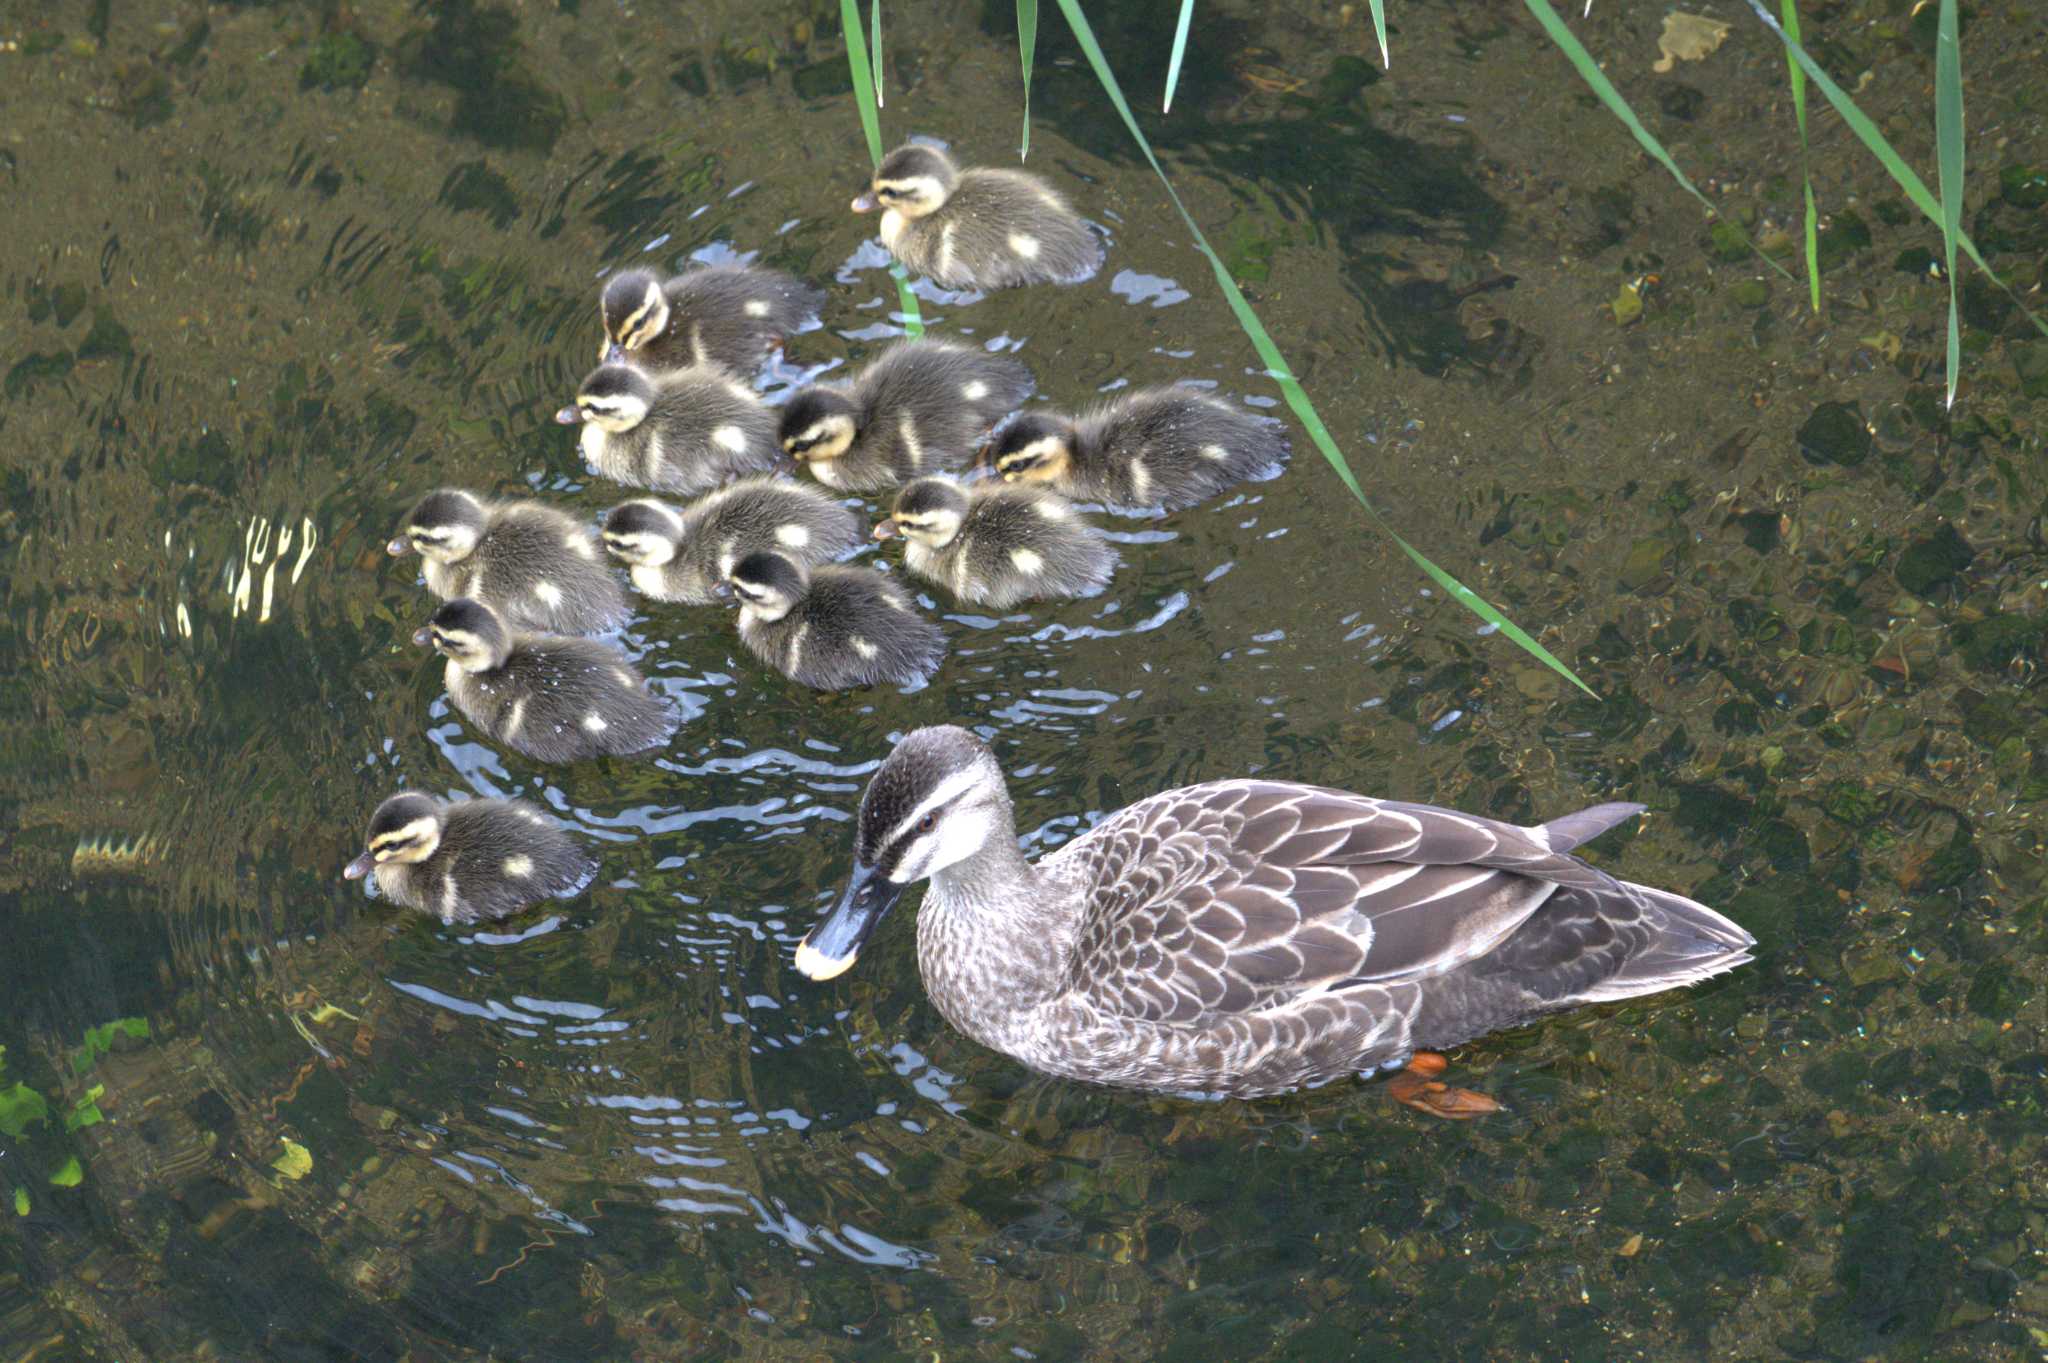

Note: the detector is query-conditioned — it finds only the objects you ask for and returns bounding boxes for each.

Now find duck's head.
[556,364,656,433]
[602,499,684,568]
[726,549,808,623]
[779,386,859,464]
[600,269,669,361]
[851,143,958,220]
[874,477,967,549]
[795,725,1009,981]
[388,488,486,563]
[343,792,444,880]
[413,598,512,672]
[989,412,1076,485]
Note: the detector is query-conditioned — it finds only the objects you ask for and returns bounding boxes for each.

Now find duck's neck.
[917,833,1070,1046]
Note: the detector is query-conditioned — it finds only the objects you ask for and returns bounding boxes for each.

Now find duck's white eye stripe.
[883,767,984,849]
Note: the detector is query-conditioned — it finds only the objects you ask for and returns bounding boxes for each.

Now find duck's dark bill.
[793,861,904,981]
[342,851,376,880]
[554,405,584,425]
[386,537,414,556]
[850,192,878,213]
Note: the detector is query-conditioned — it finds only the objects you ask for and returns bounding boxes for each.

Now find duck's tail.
[1577,883,1756,1003]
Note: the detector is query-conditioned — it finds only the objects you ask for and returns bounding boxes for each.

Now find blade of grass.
[1017,0,1039,158]
[1740,0,2047,340]
[840,0,924,336]
[871,0,884,107]
[1525,0,1791,282]
[1051,0,1596,697]
[1935,0,1962,409]
[1368,0,1389,68]
[1779,0,1821,312]
[1163,0,1195,112]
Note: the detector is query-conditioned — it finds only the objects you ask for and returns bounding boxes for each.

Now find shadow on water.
[1,0,2047,1360]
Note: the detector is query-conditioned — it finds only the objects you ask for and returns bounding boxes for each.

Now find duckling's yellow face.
[881,507,963,550]
[576,388,652,434]
[601,528,675,568]
[360,815,442,868]
[782,413,857,463]
[993,435,1073,487]
[609,279,671,352]
[418,621,497,672]
[399,521,480,564]
[861,172,950,222]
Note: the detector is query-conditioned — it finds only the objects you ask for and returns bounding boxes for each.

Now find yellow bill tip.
[793,939,857,982]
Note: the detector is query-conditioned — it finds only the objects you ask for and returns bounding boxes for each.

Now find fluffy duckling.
[725,551,943,690]
[418,599,678,763]
[602,479,863,605]
[343,792,594,925]
[853,143,1102,290]
[388,488,628,635]
[780,339,1033,493]
[600,264,825,375]
[990,387,1290,512]
[874,477,1115,610]
[556,363,781,495]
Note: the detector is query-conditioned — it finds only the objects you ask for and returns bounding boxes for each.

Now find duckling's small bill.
[795,861,905,980]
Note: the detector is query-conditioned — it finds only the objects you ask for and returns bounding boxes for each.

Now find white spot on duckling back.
[1011,548,1045,575]
[851,636,879,660]
[962,380,989,401]
[744,299,771,318]
[564,532,598,559]
[1199,444,1231,462]
[614,668,638,688]
[712,425,749,454]
[439,875,460,921]
[1129,461,1153,504]
[534,581,564,607]
[1009,233,1041,259]
[583,712,609,733]
[1034,498,1066,520]
[505,698,528,738]
[899,415,924,470]
[775,523,811,549]
[503,855,533,878]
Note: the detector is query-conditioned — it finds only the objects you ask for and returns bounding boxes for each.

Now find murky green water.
[3,1,2046,1358]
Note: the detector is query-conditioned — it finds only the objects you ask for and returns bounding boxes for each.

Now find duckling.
[725,551,943,690]
[780,339,1033,493]
[556,362,781,495]
[343,792,594,925]
[387,488,628,635]
[989,387,1291,512]
[602,478,863,606]
[417,598,678,763]
[853,142,1103,290]
[874,477,1116,610]
[599,263,825,375]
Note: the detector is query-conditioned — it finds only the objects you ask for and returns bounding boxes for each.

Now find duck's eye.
[918,813,937,834]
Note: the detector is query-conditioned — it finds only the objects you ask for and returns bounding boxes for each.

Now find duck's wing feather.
[1051,781,1643,1025]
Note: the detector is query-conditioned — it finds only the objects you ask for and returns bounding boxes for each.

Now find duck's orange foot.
[1384,1052,1501,1120]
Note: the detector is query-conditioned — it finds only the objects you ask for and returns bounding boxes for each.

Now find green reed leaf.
[1163,0,1195,112]
[1367,0,1389,68]
[1934,0,1962,409]
[1740,0,2046,340]
[1018,0,1039,158]
[1525,0,1790,283]
[840,0,925,337]
[1778,0,1821,312]
[1053,0,1596,696]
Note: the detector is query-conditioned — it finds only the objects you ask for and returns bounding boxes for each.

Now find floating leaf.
[72,1016,149,1075]
[1653,13,1730,73]
[273,1138,314,1181]
[12,1187,26,1217]
[49,1157,82,1188]
[64,1084,106,1132]
[0,1082,49,1138]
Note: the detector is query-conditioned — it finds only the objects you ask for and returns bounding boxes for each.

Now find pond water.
[3,1,2045,1359]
